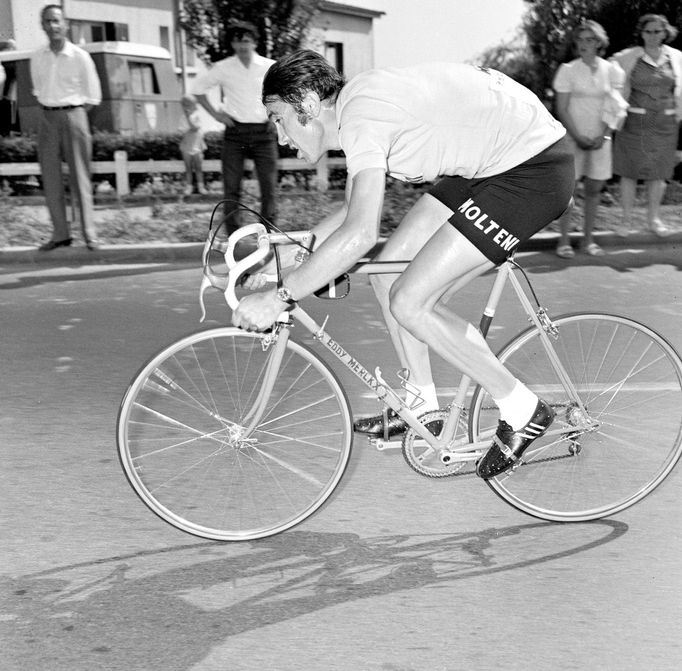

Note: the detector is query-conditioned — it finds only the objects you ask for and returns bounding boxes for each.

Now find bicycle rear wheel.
[469,313,682,521]
[117,327,353,540]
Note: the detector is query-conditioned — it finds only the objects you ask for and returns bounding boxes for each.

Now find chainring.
[401,410,475,478]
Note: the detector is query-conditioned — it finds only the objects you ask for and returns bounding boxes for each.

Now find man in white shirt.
[192,22,277,233]
[30,4,101,251]
[232,51,575,479]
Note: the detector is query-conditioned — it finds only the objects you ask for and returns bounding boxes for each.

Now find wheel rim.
[472,314,682,521]
[117,329,352,540]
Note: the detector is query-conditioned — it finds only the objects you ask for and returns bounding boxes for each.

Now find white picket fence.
[0,151,346,195]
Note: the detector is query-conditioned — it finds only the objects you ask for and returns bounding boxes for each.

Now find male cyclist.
[231,51,574,478]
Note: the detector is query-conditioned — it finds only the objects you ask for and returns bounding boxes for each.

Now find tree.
[520,0,600,97]
[477,0,682,100]
[589,0,682,54]
[476,32,543,95]
[179,0,323,63]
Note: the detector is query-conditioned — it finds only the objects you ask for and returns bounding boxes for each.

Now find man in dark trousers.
[192,21,278,233]
[30,4,102,251]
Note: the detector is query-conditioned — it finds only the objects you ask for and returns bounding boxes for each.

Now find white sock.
[406,382,439,413]
[494,380,538,430]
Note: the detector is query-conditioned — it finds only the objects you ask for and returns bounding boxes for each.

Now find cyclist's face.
[266,97,325,163]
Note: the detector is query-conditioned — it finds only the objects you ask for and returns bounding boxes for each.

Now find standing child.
[180,94,207,196]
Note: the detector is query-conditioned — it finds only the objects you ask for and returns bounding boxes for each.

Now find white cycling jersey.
[336,62,565,183]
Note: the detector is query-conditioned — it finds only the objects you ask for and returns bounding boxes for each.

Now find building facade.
[0,1,382,134]
[0,1,382,83]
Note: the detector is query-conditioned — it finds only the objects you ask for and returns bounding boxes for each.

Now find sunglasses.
[642,29,665,34]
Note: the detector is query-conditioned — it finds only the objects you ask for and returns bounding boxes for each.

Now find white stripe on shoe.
[517,422,547,438]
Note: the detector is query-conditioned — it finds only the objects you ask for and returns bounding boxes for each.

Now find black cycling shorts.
[429,135,574,264]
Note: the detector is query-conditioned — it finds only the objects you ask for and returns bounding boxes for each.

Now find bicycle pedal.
[369,437,402,451]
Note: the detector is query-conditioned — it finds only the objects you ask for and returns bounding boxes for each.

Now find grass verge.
[1,179,681,247]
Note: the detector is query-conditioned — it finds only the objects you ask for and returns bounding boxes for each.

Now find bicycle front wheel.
[117,327,353,541]
[469,313,682,522]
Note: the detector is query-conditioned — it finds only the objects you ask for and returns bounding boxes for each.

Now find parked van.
[0,41,183,136]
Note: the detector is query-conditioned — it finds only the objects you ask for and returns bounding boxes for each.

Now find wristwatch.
[276,285,296,305]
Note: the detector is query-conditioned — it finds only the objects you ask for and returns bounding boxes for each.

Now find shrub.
[0,130,307,163]
[0,134,38,162]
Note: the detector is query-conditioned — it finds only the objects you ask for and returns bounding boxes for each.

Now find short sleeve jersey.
[335,63,565,182]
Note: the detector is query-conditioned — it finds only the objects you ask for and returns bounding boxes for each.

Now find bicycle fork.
[239,325,294,435]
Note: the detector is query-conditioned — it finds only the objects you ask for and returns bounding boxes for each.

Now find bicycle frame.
[201,224,592,459]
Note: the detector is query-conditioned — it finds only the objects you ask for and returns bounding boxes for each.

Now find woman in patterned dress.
[611,14,682,237]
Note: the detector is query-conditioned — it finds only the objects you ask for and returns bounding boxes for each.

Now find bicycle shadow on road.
[3,519,627,669]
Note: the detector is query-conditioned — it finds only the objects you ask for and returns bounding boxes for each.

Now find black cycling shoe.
[353,409,408,440]
[476,399,555,479]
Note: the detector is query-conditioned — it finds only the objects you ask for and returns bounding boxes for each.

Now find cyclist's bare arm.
[242,187,349,290]
[276,168,384,296]
[232,168,385,330]
[244,170,379,288]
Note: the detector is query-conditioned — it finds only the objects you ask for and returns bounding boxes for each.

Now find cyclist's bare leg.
[370,196,443,388]
[369,196,490,384]
[387,197,517,401]
[385,196,556,476]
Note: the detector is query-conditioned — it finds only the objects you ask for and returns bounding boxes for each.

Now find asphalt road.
[1,246,681,670]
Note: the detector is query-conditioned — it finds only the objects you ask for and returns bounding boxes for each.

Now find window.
[69,20,128,44]
[325,42,344,75]
[160,26,170,52]
[174,34,196,69]
[128,62,160,95]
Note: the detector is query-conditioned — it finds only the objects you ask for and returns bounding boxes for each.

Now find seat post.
[479,261,511,338]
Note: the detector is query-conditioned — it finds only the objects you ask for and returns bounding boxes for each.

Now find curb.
[0,242,205,266]
[1,230,680,267]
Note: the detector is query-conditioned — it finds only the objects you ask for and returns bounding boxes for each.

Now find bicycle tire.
[117,327,353,541]
[468,313,682,522]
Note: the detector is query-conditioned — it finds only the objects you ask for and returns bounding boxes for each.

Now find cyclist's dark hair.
[262,49,345,111]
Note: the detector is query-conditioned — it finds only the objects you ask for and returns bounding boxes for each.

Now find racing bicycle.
[117,220,682,541]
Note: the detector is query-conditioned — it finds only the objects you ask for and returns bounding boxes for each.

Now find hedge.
[0,130,304,163]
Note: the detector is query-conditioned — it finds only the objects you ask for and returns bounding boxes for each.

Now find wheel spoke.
[118,328,352,540]
[471,314,682,521]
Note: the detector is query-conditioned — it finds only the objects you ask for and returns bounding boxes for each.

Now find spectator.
[552,20,627,258]
[30,4,101,251]
[191,21,278,234]
[611,13,682,237]
[0,40,17,136]
[179,94,207,196]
